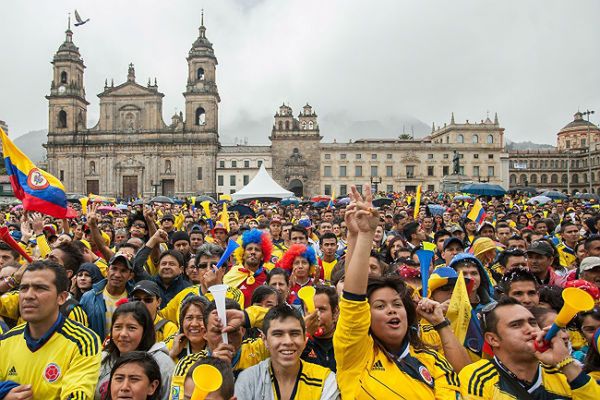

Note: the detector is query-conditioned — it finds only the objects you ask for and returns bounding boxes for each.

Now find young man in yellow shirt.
[0,260,101,399]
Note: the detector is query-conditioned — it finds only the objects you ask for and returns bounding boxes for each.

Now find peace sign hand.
[347,184,380,234]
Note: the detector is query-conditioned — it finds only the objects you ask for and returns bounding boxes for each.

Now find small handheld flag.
[413,185,422,219]
[1,128,74,219]
[467,199,486,225]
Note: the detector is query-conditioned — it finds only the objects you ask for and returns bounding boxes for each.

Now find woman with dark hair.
[333,185,460,399]
[107,351,162,400]
[574,308,600,362]
[384,235,406,264]
[166,295,208,362]
[95,301,174,400]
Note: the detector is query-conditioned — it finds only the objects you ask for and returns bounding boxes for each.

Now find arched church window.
[197,67,205,80]
[308,121,314,129]
[89,161,96,175]
[196,107,206,125]
[60,71,68,84]
[472,134,479,144]
[58,110,67,128]
[165,160,172,174]
[285,121,290,130]
[487,134,494,144]
[457,134,464,144]
[278,121,283,130]
[301,121,306,129]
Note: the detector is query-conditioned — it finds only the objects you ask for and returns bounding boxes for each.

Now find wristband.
[433,318,451,331]
[555,356,575,370]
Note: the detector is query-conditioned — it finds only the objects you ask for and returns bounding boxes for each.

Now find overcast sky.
[1,0,599,145]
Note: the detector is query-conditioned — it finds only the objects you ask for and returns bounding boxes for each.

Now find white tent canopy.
[231,164,294,202]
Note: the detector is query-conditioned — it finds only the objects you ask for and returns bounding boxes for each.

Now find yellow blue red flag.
[467,199,486,225]
[1,128,74,218]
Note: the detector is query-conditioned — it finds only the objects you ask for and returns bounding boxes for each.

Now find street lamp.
[582,109,595,193]
[370,175,382,194]
[150,180,161,196]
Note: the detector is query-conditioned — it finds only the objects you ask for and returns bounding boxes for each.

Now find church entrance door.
[289,179,303,197]
[162,179,175,197]
[123,175,138,198]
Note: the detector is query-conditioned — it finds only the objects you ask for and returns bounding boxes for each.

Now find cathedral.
[45,17,220,199]
[45,17,509,199]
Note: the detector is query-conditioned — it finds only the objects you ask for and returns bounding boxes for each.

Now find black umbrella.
[540,191,568,200]
[229,204,256,218]
[195,195,217,205]
[576,193,600,201]
[66,193,85,203]
[373,198,393,207]
[150,196,174,204]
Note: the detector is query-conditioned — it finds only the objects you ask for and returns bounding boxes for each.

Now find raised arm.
[343,184,380,295]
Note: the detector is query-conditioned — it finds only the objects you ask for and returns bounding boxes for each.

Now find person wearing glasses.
[160,243,245,326]
[131,280,178,342]
[459,297,600,399]
[334,185,460,399]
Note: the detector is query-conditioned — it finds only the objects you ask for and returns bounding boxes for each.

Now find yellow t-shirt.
[321,259,338,282]
[103,287,127,336]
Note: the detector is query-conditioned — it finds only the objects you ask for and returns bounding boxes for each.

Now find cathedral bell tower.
[46,18,89,134]
[184,11,219,138]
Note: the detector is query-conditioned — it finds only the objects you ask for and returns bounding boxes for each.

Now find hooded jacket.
[448,252,495,313]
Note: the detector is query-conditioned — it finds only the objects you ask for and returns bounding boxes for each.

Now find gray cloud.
[1,0,599,145]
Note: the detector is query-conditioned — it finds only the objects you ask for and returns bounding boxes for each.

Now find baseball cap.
[443,237,464,251]
[299,217,312,228]
[579,257,600,273]
[448,225,464,233]
[131,280,161,298]
[526,241,554,257]
[161,214,175,222]
[109,253,133,270]
[428,267,461,296]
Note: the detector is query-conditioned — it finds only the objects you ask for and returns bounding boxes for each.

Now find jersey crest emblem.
[419,365,433,386]
[43,363,61,383]
[27,168,50,190]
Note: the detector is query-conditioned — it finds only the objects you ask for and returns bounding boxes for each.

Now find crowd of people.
[0,186,600,399]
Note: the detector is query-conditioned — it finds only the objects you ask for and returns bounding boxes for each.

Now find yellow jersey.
[459,358,600,399]
[333,294,460,399]
[0,314,101,399]
[169,337,269,400]
[557,242,578,269]
[154,314,178,343]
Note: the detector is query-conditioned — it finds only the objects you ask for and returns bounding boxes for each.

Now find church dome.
[559,112,598,132]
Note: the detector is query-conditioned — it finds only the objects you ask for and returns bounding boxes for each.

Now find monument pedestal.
[441,174,472,193]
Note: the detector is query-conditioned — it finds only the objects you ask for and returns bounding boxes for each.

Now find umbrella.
[508,186,538,195]
[311,195,331,202]
[132,199,144,206]
[150,196,174,204]
[462,183,506,196]
[453,195,473,201]
[527,195,552,205]
[66,193,86,203]
[540,191,568,200]
[427,204,446,216]
[373,198,393,207]
[336,197,351,206]
[116,204,129,210]
[196,195,217,205]
[281,197,301,206]
[229,204,256,218]
[312,201,329,209]
[576,193,600,201]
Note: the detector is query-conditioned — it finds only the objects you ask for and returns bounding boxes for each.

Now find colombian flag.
[467,199,486,225]
[1,128,74,219]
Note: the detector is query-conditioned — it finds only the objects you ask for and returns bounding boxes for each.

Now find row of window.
[217,175,250,186]
[511,156,600,169]
[510,172,596,185]
[324,153,494,160]
[218,160,264,169]
[323,165,495,178]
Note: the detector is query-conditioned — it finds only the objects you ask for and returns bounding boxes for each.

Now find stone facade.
[45,20,219,199]
[217,146,272,194]
[508,112,600,194]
